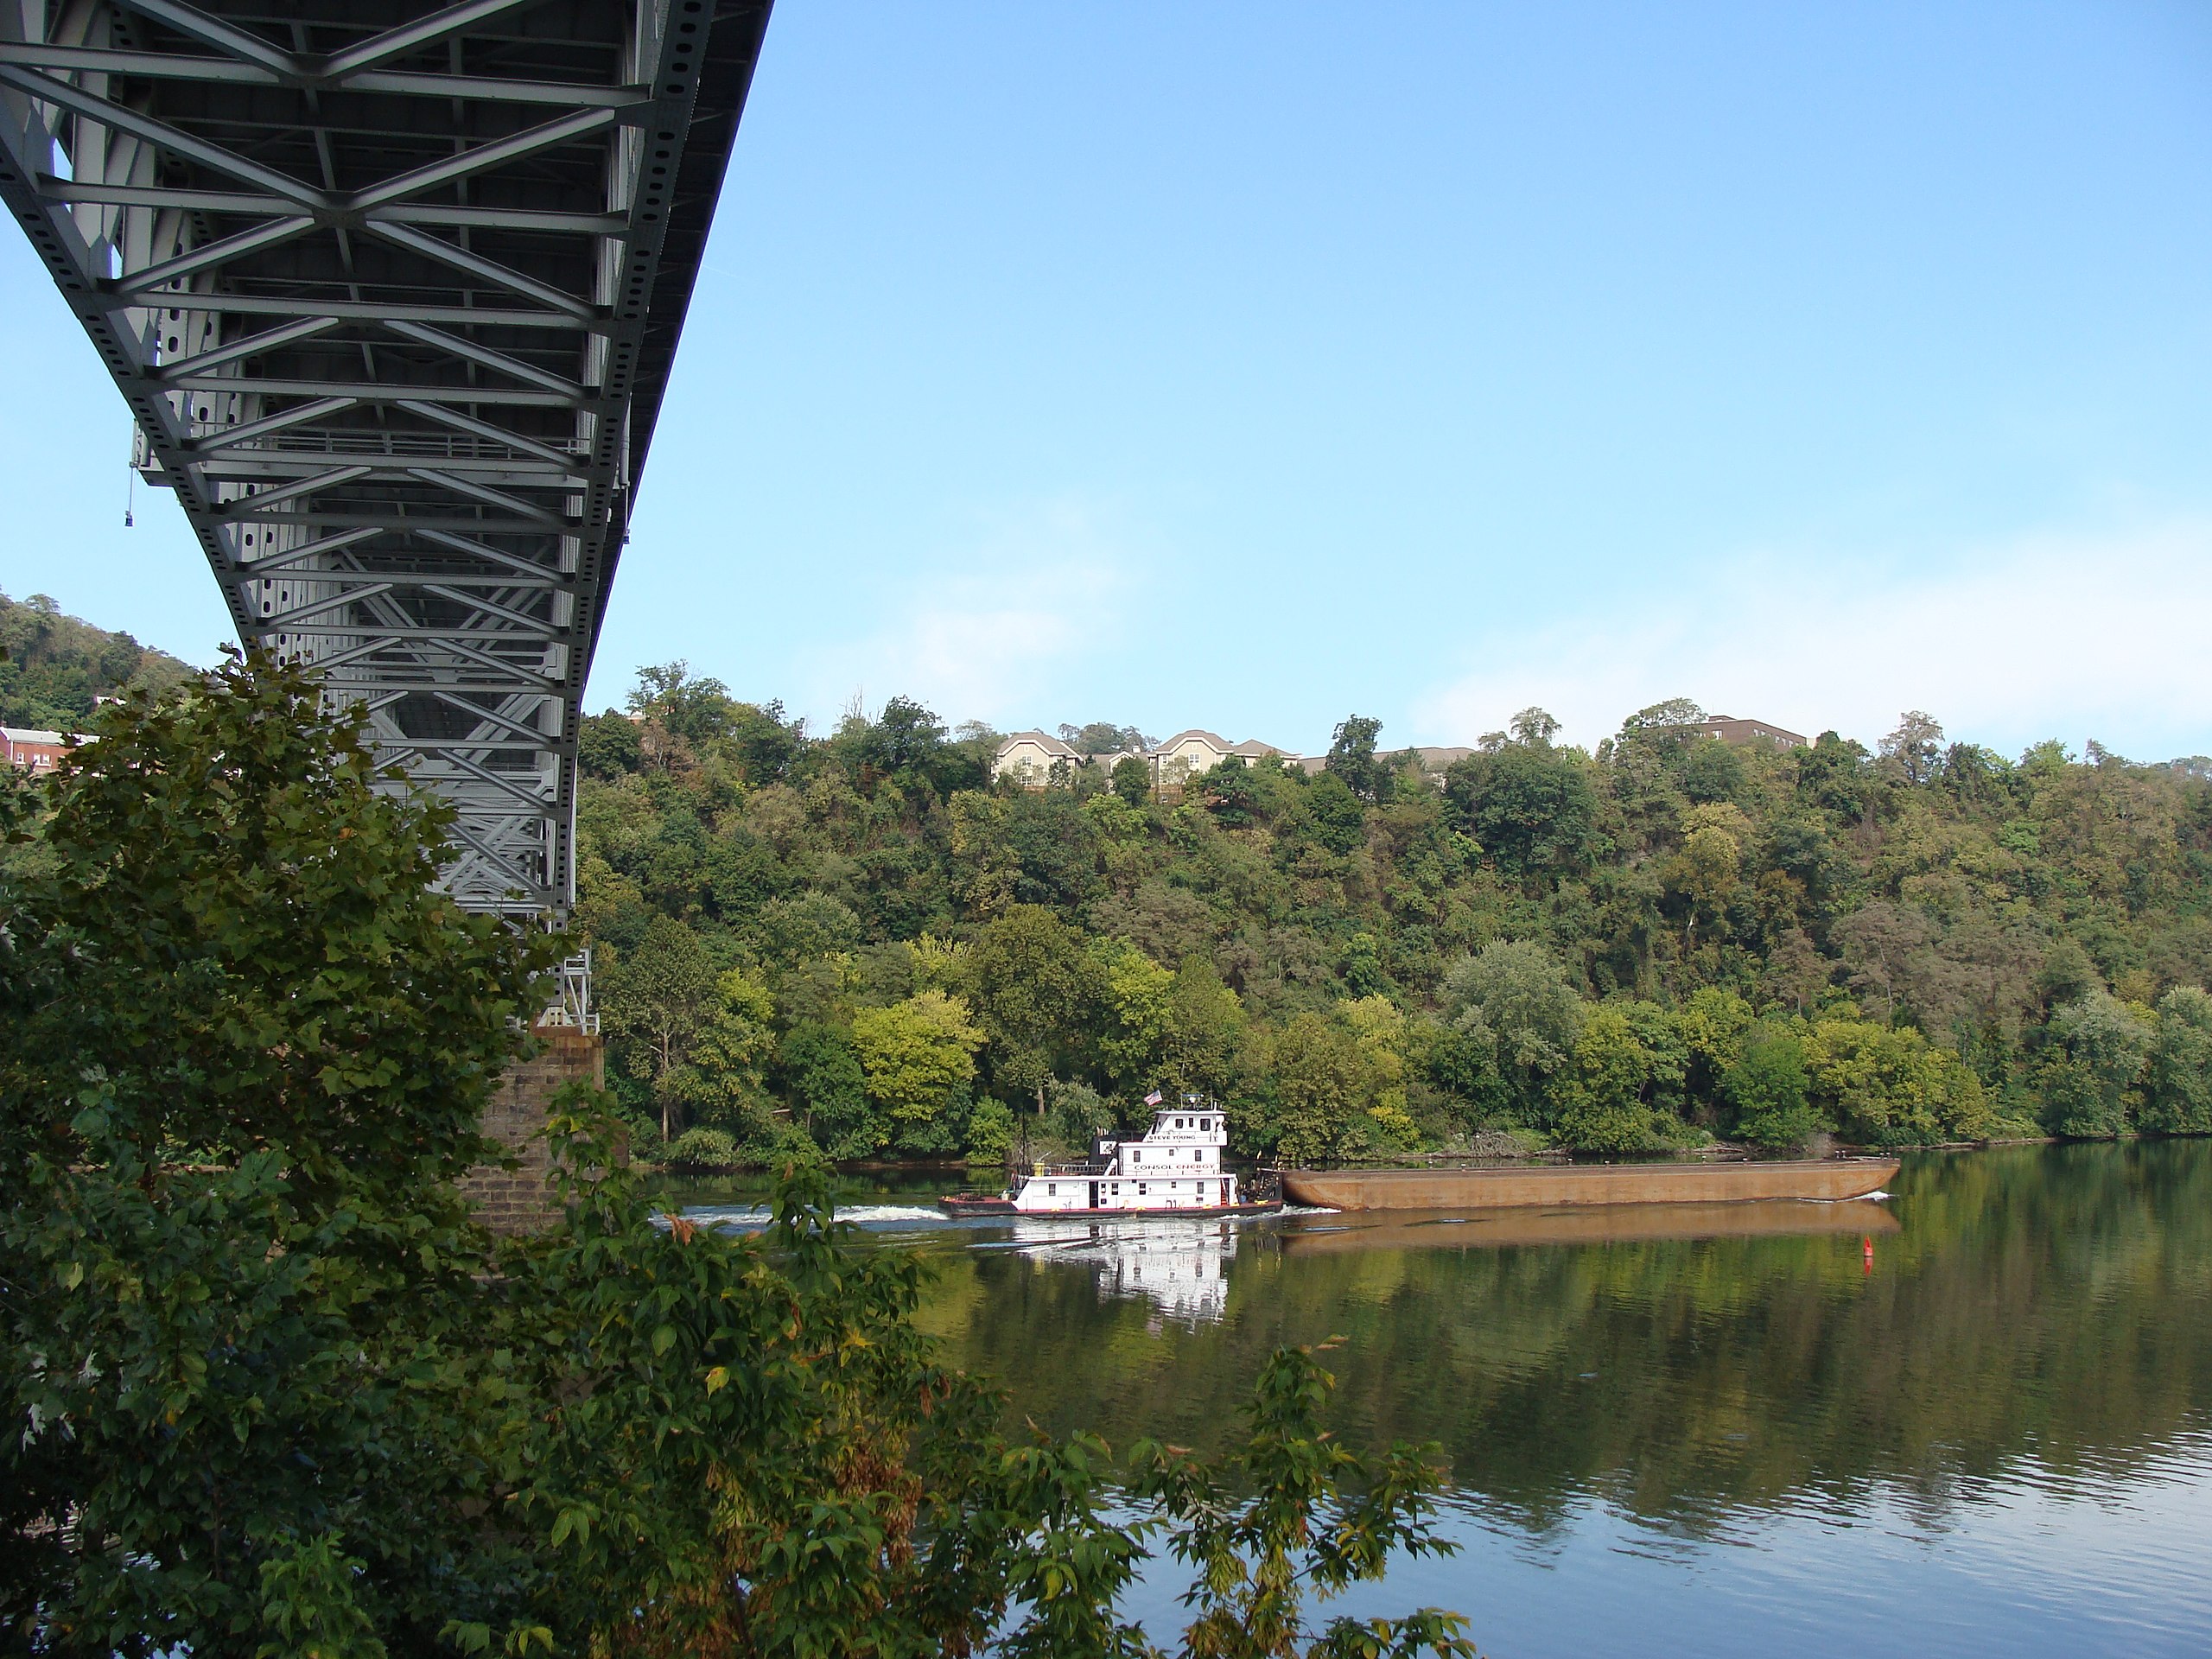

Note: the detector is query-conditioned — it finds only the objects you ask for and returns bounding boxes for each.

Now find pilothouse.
[940,1095,1279,1217]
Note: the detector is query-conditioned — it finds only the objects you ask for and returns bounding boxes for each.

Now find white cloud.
[800,499,1136,729]
[1411,519,2212,760]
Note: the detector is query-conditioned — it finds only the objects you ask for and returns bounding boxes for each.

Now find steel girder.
[0,0,772,913]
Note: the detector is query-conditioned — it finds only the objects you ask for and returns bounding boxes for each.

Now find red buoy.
[1863,1235,1874,1274]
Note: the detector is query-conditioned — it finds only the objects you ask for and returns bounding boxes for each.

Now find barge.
[1280,1156,1898,1211]
[1276,1198,1902,1254]
[941,1096,1280,1218]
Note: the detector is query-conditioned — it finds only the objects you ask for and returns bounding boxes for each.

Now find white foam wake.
[668,1202,951,1230]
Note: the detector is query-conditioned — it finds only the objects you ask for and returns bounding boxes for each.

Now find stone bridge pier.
[461,1020,607,1235]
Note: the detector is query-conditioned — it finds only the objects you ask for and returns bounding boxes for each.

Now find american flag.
[1144,1090,1164,1106]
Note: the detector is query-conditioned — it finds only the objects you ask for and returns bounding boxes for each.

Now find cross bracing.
[0,0,773,912]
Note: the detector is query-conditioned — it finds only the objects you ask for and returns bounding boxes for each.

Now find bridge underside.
[0,0,771,912]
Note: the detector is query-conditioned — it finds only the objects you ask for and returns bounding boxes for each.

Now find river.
[662,1140,2212,1656]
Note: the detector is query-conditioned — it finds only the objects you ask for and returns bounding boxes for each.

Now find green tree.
[1880,709,1946,785]
[577,709,644,779]
[1443,742,1596,880]
[1722,1029,1826,1147]
[1803,1017,1993,1145]
[1675,737,1745,804]
[0,652,541,1647]
[2037,991,2155,1138]
[966,905,1099,1111]
[780,1019,878,1157]
[1111,754,1154,805]
[1669,803,1750,950]
[1197,757,1262,827]
[850,989,986,1139]
[1059,720,1154,759]
[1301,772,1369,855]
[1325,714,1390,804]
[2142,986,2212,1133]
[1425,1024,1510,1125]
[1097,940,1179,1092]
[1130,1344,1476,1659]
[1552,1004,1679,1152]
[1441,940,1584,1124]
[601,912,718,1138]
[1160,962,1249,1103]
[965,1096,1019,1163]
[1676,986,1754,1115]
[1266,1013,1370,1166]
[677,964,779,1138]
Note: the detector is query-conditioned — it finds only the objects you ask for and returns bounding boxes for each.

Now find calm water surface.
[664,1142,2212,1657]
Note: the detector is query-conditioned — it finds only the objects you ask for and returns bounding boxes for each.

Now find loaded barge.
[1280,1156,1898,1211]
[941,1096,1280,1218]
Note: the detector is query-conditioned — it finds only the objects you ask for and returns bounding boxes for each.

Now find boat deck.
[938,1195,1281,1219]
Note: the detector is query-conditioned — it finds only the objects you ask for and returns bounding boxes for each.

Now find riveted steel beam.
[0,0,777,914]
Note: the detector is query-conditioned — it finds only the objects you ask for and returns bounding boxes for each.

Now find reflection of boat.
[1277,1199,1902,1254]
[1010,1217,1240,1321]
[941,1096,1279,1217]
[1280,1157,1899,1211]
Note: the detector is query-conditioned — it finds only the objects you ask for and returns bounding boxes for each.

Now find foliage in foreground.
[0,656,1474,1657]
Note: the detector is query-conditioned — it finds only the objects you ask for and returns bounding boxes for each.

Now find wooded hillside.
[0,590,194,730]
[571,671,2212,1165]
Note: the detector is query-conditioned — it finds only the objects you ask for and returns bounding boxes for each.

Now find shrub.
[664,1126,741,1168]
[2141,986,2212,1134]
[966,1096,1017,1164]
[1722,1030,1827,1148]
[1551,1005,1690,1152]
[1803,1018,1993,1145]
[2037,991,2155,1138]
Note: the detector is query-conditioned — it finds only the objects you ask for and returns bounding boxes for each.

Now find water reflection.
[916,1141,2212,1656]
[1277,1197,1898,1257]
[1006,1217,1240,1324]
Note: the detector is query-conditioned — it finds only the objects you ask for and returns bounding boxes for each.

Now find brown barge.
[1280,1156,1899,1212]
[1277,1199,1901,1255]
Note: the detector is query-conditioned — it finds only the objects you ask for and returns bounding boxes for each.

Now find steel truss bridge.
[0,0,772,913]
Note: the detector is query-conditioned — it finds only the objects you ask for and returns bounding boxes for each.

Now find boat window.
[1138,1183,1147,1196]
[1046,1184,1056,1196]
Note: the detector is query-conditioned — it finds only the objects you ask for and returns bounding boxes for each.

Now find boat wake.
[669,1203,950,1230]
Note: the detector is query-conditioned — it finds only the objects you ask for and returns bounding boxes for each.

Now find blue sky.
[4,1,2209,760]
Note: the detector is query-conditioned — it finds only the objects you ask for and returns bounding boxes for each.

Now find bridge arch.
[0,0,774,912]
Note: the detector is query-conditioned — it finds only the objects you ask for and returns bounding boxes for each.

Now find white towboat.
[940,1096,1279,1218]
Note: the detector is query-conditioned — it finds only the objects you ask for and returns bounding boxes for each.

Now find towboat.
[940,1096,1281,1218]
[1279,1156,1898,1211]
